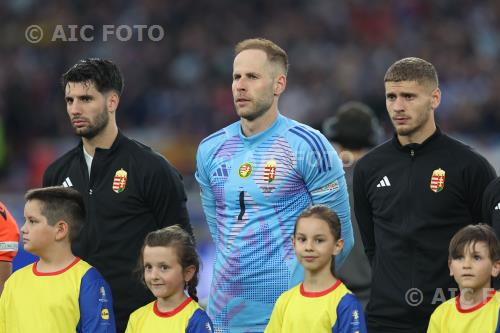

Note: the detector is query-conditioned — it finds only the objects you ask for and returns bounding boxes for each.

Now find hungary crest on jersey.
[113,168,127,193]
[430,168,445,193]
[263,160,277,183]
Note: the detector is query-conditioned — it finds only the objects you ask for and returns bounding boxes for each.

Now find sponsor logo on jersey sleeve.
[351,309,360,327]
[98,286,108,302]
[101,308,109,320]
[311,180,339,196]
[0,242,18,252]
[238,162,253,178]
[263,160,277,183]
[112,168,127,193]
[430,168,445,193]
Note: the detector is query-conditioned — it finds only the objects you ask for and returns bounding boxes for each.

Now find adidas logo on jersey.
[62,177,73,187]
[495,202,500,210]
[376,176,391,188]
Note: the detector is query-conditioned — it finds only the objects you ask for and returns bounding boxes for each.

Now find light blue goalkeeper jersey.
[195,113,353,333]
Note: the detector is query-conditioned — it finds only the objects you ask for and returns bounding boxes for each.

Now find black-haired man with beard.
[43,58,192,333]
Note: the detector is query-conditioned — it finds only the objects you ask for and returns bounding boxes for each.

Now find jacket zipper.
[409,148,415,291]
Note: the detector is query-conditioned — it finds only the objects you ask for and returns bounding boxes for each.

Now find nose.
[462,256,472,268]
[150,267,160,279]
[305,240,314,251]
[234,78,247,92]
[68,101,82,116]
[20,222,27,234]
[392,97,405,112]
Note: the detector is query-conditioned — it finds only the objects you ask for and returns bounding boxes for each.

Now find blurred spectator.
[322,101,383,309]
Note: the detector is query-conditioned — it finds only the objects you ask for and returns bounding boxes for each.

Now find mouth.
[235,97,251,105]
[302,256,317,262]
[393,116,410,125]
[72,119,88,127]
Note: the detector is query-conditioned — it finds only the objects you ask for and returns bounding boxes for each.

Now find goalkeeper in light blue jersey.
[195,38,353,333]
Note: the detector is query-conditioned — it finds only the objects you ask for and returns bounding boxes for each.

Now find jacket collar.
[392,127,442,152]
[78,130,123,155]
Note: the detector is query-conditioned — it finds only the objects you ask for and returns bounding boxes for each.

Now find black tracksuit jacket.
[353,128,496,333]
[482,177,500,289]
[483,176,500,233]
[43,131,192,332]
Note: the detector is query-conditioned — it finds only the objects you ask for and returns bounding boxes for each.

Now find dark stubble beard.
[76,107,110,139]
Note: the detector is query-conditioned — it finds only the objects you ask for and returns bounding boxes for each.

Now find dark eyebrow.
[295,232,327,237]
[65,94,93,100]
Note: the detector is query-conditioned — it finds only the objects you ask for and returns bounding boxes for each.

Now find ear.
[291,235,296,250]
[273,74,287,97]
[54,220,69,241]
[107,92,120,113]
[448,259,454,277]
[183,265,196,283]
[333,238,344,256]
[430,87,441,111]
[491,260,500,278]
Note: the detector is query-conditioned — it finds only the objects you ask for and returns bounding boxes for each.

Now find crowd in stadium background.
[1,0,500,301]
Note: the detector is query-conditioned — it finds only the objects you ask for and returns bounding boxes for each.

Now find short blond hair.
[235,38,289,75]
[384,57,438,88]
